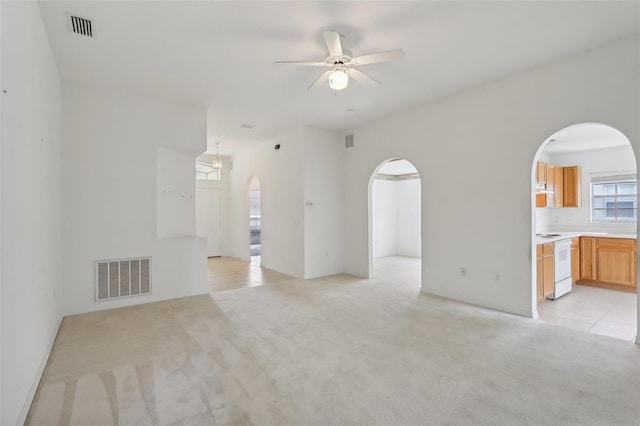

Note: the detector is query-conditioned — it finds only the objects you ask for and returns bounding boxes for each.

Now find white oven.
[550,239,572,299]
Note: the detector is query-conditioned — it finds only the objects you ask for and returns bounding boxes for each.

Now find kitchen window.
[591,174,637,222]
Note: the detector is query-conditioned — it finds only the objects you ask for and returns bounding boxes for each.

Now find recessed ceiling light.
[240,123,255,129]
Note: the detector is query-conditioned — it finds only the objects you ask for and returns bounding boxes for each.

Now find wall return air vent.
[95,257,151,301]
[68,14,94,38]
[345,134,354,148]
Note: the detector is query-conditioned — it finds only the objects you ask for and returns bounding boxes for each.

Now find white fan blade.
[347,68,379,86]
[274,60,330,67]
[307,70,332,90]
[323,31,343,57]
[350,49,405,66]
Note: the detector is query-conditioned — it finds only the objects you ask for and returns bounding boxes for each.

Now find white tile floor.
[537,285,637,342]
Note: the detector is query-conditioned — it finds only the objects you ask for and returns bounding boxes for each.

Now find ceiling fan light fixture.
[329,69,349,90]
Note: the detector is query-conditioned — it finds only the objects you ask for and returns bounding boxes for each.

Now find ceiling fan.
[274,31,405,91]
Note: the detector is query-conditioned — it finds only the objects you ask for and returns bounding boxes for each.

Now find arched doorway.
[368,158,422,290]
[249,176,261,263]
[532,123,638,342]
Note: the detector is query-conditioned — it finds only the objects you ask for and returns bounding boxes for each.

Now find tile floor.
[207,255,292,292]
[537,284,637,342]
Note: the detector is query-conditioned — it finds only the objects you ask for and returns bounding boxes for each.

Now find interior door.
[196,187,221,257]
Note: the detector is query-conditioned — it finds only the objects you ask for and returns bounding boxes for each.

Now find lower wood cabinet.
[536,243,554,302]
[570,237,579,283]
[536,245,544,303]
[578,237,637,291]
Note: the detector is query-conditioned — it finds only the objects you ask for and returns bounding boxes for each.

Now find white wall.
[343,37,639,319]
[62,84,208,315]
[229,128,305,278]
[1,2,63,424]
[228,126,342,279]
[372,180,397,258]
[544,145,637,234]
[396,179,421,258]
[303,127,344,278]
[371,178,421,259]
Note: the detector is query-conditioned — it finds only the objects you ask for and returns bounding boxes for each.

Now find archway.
[532,123,638,342]
[249,176,261,263]
[368,158,422,290]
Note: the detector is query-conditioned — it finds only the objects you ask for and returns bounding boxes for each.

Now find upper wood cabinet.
[562,166,581,207]
[534,163,577,209]
[536,162,547,184]
[553,166,564,207]
[546,164,555,206]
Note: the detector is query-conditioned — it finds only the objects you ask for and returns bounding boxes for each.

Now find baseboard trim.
[17,315,63,426]
[421,287,534,318]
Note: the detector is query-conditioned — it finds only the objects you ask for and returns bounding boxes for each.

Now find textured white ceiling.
[38,1,639,156]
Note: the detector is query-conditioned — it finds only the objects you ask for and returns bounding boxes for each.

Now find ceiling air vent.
[68,14,94,38]
[345,134,354,148]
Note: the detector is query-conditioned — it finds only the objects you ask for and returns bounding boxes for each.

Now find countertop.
[535,231,637,245]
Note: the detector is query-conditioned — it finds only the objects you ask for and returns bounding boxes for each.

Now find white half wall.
[157,146,196,239]
[62,84,208,315]
[303,127,344,279]
[1,2,63,424]
[343,37,639,319]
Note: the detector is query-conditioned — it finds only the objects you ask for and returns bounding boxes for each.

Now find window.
[195,162,220,181]
[591,174,637,222]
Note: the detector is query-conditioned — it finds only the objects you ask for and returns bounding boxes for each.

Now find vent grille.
[96,257,151,301]
[345,134,354,148]
[68,15,94,38]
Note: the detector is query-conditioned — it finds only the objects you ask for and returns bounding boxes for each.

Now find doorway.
[532,123,638,342]
[249,176,261,262]
[369,158,421,290]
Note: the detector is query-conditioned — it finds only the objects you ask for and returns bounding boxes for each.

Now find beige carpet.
[27,260,640,425]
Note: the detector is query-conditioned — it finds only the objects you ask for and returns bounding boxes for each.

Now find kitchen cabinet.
[536,162,547,184]
[536,245,544,303]
[546,164,555,206]
[580,237,597,280]
[537,243,554,303]
[562,166,581,207]
[578,237,637,291]
[570,238,579,283]
[596,238,636,289]
[542,243,554,298]
[553,166,564,207]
